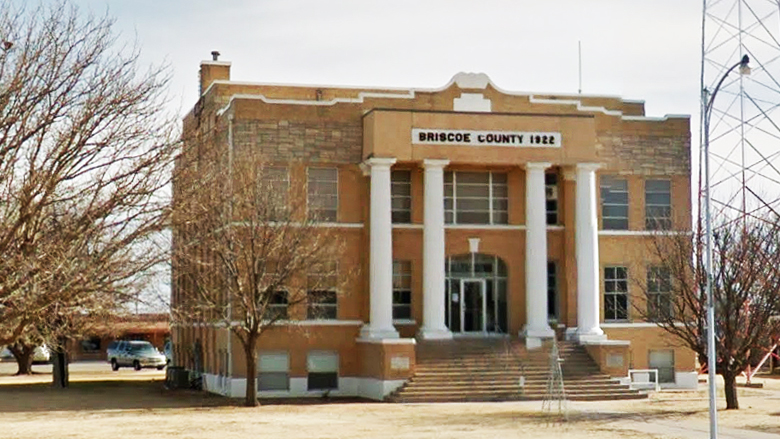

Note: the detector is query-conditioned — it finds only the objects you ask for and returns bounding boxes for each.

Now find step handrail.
[628,368,660,392]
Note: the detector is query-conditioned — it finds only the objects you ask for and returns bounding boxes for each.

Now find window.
[391,170,412,223]
[647,266,672,320]
[547,261,557,319]
[258,352,289,391]
[648,350,675,384]
[263,290,288,320]
[393,261,412,319]
[260,167,289,220]
[545,172,558,225]
[645,179,671,230]
[307,168,338,221]
[307,263,338,319]
[600,176,629,230]
[604,266,629,321]
[307,351,338,390]
[80,337,101,352]
[307,290,337,320]
[444,171,508,224]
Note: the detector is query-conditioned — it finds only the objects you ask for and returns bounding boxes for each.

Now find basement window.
[307,351,338,391]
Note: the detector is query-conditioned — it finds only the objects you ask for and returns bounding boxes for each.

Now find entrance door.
[460,279,486,332]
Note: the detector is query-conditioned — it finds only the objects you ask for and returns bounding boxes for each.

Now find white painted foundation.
[201,375,407,401]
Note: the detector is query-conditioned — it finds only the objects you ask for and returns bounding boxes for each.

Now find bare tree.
[173,140,346,407]
[634,216,780,409]
[0,0,177,386]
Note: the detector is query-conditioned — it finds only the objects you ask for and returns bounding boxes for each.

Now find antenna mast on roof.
[578,41,582,95]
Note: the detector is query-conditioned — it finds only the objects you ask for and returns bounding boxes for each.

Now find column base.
[416,327,453,340]
[521,326,555,350]
[569,327,606,344]
[359,325,399,340]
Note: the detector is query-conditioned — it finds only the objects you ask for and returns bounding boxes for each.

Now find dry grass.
[1,363,779,439]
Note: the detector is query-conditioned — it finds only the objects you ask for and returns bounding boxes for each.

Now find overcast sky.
[73,0,703,120]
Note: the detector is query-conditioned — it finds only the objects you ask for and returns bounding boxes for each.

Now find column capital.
[576,162,601,172]
[360,157,396,176]
[524,162,552,171]
[422,158,450,169]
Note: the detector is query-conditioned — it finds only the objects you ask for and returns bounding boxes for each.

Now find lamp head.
[739,54,751,75]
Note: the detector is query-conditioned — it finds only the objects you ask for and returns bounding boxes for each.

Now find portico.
[359,155,605,347]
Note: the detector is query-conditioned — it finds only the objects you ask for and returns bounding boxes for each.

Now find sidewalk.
[610,417,780,438]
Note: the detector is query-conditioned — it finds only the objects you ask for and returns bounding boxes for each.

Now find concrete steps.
[386,338,645,403]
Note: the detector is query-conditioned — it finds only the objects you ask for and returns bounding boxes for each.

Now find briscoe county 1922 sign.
[412,129,562,148]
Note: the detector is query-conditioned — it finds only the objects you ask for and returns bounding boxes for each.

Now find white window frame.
[307,167,338,221]
[261,167,290,220]
[257,351,290,391]
[604,265,629,322]
[306,263,338,320]
[392,260,412,320]
[647,265,672,321]
[444,171,508,225]
[645,179,672,230]
[391,170,412,224]
[601,176,629,230]
[307,351,339,391]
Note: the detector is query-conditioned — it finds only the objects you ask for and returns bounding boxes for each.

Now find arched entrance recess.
[445,254,508,334]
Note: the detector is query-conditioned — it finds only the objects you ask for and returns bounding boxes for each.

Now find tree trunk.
[8,344,34,375]
[723,372,739,409]
[243,335,258,407]
[51,339,69,389]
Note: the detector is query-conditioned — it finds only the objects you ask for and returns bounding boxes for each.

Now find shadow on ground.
[407,407,703,429]
[0,380,376,413]
[0,380,232,412]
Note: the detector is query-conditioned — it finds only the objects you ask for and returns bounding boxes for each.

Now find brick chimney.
[199,51,231,95]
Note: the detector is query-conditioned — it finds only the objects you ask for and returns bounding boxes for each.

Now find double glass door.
[448,278,487,333]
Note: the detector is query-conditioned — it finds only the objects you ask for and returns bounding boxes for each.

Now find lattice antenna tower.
[701,0,780,225]
[542,337,568,423]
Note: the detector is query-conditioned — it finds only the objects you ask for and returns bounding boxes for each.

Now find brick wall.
[598,133,691,175]
[233,119,363,163]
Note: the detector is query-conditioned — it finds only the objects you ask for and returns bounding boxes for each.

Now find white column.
[418,159,452,340]
[523,162,555,348]
[360,157,399,340]
[575,163,605,342]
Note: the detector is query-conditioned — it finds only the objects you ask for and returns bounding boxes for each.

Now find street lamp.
[702,53,750,439]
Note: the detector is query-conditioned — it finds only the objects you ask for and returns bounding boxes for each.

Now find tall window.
[545,172,558,225]
[263,291,288,320]
[601,176,629,230]
[444,171,508,225]
[604,266,629,321]
[547,261,558,319]
[307,263,337,319]
[392,261,412,320]
[647,266,672,320]
[261,167,289,220]
[258,352,289,391]
[307,168,338,221]
[645,179,671,230]
[307,351,338,390]
[391,170,412,223]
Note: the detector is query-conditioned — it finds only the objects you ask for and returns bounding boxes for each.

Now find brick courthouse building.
[172,56,697,400]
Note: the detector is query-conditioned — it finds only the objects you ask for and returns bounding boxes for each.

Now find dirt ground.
[1,362,779,439]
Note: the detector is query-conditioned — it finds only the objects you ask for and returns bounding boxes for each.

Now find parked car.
[32,345,50,364]
[0,345,49,363]
[106,340,128,361]
[108,340,166,371]
[163,340,172,365]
